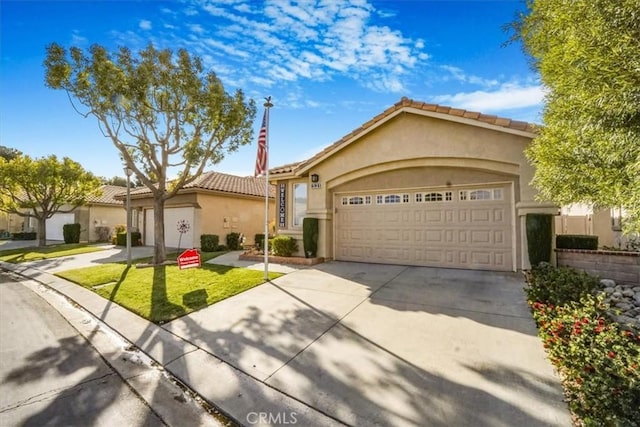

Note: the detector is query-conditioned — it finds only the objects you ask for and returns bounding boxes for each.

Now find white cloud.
[439,65,498,88]
[139,20,152,30]
[189,24,205,34]
[70,31,87,46]
[190,0,426,93]
[432,83,545,112]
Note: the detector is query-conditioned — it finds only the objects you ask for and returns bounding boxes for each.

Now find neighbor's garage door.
[46,213,75,240]
[335,185,513,271]
[144,207,195,249]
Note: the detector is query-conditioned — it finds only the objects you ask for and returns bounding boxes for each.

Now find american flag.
[254,109,268,177]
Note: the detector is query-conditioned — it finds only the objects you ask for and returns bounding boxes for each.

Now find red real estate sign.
[177,248,201,270]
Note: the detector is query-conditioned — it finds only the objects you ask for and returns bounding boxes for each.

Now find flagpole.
[263,96,273,281]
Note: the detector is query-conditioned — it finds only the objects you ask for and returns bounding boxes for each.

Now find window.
[293,183,307,227]
[445,192,452,201]
[349,196,364,205]
[376,195,383,204]
[415,193,423,203]
[403,194,410,203]
[424,192,443,202]
[470,190,492,200]
[342,197,348,205]
[460,188,504,201]
[384,194,401,204]
[365,196,372,205]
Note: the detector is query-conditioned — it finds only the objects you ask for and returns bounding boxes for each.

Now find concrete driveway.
[163,262,571,426]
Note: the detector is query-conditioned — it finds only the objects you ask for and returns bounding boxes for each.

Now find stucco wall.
[312,113,535,201]
[196,193,275,246]
[87,205,126,242]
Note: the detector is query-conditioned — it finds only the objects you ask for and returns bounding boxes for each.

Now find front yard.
[0,243,105,263]
[56,255,282,323]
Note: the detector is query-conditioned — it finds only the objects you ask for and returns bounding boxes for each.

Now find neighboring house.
[271,97,558,272]
[76,185,128,242]
[3,185,127,241]
[555,203,631,248]
[120,172,275,249]
[44,185,128,241]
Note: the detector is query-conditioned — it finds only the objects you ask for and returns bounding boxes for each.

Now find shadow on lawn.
[5,258,570,426]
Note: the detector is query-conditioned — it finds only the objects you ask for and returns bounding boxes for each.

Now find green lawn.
[56,259,282,323]
[0,243,106,263]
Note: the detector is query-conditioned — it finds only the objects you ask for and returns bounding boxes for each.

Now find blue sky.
[0,0,541,180]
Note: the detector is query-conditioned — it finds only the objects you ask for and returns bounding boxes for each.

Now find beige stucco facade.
[129,190,275,248]
[273,101,558,271]
[74,204,126,242]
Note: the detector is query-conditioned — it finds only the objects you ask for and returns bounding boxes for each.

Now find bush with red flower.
[527,268,640,426]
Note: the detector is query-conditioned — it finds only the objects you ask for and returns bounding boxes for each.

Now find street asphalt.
[0,244,572,427]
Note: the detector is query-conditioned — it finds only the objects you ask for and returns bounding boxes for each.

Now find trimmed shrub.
[226,232,242,250]
[63,223,81,244]
[270,235,298,257]
[556,234,598,250]
[11,232,36,240]
[530,295,640,425]
[302,217,319,258]
[526,213,553,267]
[116,231,141,246]
[95,226,111,243]
[200,234,219,252]
[525,263,600,307]
[255,233,265,250]
[113,224,126,235]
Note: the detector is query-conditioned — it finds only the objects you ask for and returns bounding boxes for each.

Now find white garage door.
[335,185,513,271]
[46,213,75,241]
[145,207,195,249]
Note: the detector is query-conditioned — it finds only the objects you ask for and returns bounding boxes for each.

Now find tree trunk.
[37,216,46,247]
[153,196,166,264]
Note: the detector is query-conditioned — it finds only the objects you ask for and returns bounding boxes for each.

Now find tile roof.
[269,162,301,176]
[87,185,127,205]
[126,171,275,198]
[270,97,538,176]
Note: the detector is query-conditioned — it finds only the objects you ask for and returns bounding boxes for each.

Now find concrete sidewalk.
[1,249,572,426]
[0,250,342,426]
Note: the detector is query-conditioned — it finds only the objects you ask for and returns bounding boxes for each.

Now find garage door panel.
[471,230,491,244]
[46,213,75,240]
[145,207,195,248]
[336,185,513,271]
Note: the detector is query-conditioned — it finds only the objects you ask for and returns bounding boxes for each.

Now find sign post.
[177,248,201,270]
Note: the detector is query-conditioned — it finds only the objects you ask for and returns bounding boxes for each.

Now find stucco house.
[271,97,559,272]
[122,171,275,249]
[3,185,127,241]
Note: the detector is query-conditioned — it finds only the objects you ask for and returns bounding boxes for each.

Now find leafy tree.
[0,155,102,246]
[0,145,22,161]
[101,175,134,188]
[44,43,256,263]
[511,0,640,232]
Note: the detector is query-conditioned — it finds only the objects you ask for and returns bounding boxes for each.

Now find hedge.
[526,213,552,267]
[556,234,598,250]
[302,217,319,258]
[270,236,298,257]
[12,232,36,240]
[226,232,242,250]
[63,223,81,244]
[200,234,219,252]
[116,231,142,246]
